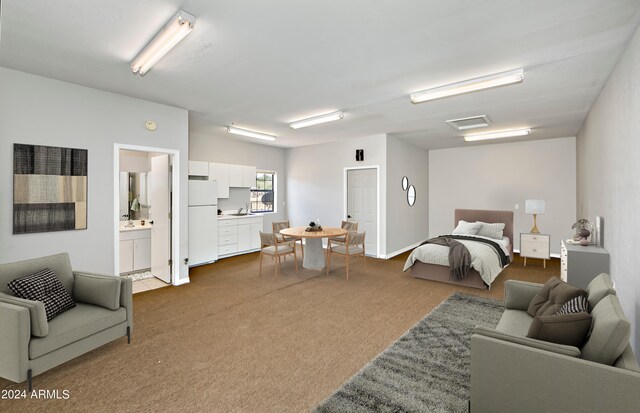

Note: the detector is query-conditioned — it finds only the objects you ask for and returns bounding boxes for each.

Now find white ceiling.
[1,0,640,149]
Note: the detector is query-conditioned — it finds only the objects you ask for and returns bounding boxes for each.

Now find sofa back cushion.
[527,277,587,317]
[0,253,74,295]
[581,295,630,365]
[586,273,616,310]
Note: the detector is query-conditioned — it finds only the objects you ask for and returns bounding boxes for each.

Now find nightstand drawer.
[521,233,549,243]
[520,243,550,259]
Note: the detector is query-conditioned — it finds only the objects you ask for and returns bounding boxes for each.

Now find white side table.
[520,233,551,268]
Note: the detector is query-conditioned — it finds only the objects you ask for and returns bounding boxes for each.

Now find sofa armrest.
[474,326,580,357]
[120,276,133,332]
[0,302,31,383]
[0,292,48,337]
[504,279,542,310]
[471,334,640,413]
[73,272,132,331]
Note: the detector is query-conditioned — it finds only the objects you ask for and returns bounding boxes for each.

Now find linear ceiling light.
[464,128,531,142]
[289,111,344,129]
[410,68,524,103]
[227,126,276,142]
[131,10,196,75]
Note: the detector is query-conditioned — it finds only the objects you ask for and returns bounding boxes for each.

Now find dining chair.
[272,220,304,257]
[326,231,366,279]
[259,232,298,276]
[328,220,359,246]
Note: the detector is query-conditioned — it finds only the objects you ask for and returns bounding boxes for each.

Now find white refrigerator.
[188,180,219,267]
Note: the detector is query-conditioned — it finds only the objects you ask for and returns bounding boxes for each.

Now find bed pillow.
[476,221,505,240]
[452,220,482,235]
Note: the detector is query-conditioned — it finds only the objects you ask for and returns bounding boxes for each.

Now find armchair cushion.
[0,292,48,337]
[73,272,121,311]
[526,312,593,347]
[7,268,76,321]
[527,277,586,317]
[586,273,616,309]
[581,295,630,365]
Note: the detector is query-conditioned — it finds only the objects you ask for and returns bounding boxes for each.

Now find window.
[250,171,275,213]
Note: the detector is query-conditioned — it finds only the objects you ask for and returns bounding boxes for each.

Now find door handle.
[347,215,351,218]
[149,220,154,225]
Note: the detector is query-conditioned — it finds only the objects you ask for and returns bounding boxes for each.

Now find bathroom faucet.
[122,214,135,227]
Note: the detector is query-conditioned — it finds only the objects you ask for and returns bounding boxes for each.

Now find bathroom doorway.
[114,144,179,291]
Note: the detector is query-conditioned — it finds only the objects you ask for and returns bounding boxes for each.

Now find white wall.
[120,150,150,172]
[189,132,287,232]
[0,68,190,282]
[576,23,640,361]
[286,134,387,256]
[386,137,429,256]
[429,137,576,255]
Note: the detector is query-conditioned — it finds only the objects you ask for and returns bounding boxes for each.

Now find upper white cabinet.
[209,162,230,198]
[188,160,209,177]
[229,165,244,187]
[243,166,257,188]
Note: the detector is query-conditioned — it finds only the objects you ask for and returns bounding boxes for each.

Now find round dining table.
[279,226,347,270]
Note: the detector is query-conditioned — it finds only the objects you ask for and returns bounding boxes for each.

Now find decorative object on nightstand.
[525,199,545,233]
[572,218,592,245]
[520,233,550,268]
[561,239,609,288]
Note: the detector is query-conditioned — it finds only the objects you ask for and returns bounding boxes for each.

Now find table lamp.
[525,199,545,234]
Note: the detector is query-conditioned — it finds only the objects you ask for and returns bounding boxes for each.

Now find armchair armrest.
[504,279,542,310]
[73,271,132,332]
[474,326,580,357]
[0,302,31,383]
[0,292,48,337]
[471,333,640,413]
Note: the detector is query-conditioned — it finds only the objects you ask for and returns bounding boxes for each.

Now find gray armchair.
[471,276,640,413]
[0,253,132,390]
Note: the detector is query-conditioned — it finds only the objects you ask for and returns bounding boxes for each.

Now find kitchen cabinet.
[209,162,230,198]
[243,165,257,188]
[218,216,263,258]
[188,161,208,177]
[229,165,245,187]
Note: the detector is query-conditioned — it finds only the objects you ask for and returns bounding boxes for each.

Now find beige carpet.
[0,250,556,412]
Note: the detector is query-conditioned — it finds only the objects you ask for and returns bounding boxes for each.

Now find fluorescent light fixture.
[464,128,531,142]
[410,68,524,103]
[131,10,196,75]
[289,111,343,129]
[227,126,276,142]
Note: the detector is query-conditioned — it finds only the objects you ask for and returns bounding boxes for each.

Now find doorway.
[344,167,379,257]
[114,144,179,289]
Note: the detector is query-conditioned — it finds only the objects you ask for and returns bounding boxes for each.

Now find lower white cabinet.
[218,216,263,258]
[120,229,151,274]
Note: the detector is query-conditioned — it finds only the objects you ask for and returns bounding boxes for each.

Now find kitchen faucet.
[237,207,244,214]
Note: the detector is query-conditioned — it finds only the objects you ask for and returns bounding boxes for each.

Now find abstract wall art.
[13,143,88,234]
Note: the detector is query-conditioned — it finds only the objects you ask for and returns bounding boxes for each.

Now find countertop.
[218,213,264,221]
[119,222,153,232]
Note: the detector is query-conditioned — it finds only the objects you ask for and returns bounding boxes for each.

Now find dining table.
[279,226,347,270]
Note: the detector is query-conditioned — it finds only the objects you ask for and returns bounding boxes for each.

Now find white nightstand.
[520,233,551,268]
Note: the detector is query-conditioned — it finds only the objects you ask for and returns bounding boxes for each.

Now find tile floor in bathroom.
[125,270,171,294]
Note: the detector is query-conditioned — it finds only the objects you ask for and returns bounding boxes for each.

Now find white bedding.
[403,234,511,286]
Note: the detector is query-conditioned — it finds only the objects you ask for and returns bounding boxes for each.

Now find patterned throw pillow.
[8,268,76,321]
[556,295,589,315]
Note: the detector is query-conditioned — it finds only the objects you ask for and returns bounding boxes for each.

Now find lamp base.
[530,214,540,234]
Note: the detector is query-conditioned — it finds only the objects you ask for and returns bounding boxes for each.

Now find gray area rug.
[312,293,503,413]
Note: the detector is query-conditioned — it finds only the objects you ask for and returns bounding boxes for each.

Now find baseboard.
[173,276,190,286]
[382,242,421,259]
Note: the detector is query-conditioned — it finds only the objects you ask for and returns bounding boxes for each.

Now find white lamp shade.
[525,199,545,215]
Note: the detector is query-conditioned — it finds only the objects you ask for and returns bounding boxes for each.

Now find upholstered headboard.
[454,209,514,253]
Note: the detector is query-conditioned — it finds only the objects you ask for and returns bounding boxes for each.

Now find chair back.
[0,253,74,294]
[346,231,366,246]
[272,221,290,233]
[341,220,358,231]
[260,231,277,247]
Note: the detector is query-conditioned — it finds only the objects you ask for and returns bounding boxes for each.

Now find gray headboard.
[454,209,514,252]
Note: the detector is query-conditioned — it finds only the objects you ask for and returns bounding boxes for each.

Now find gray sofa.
[471,273,640,413]
[0,253,132,390]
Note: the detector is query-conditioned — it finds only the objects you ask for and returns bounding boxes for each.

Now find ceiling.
[2,0,640,149]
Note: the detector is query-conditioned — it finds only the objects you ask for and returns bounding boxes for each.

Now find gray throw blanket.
[419,237,472,280]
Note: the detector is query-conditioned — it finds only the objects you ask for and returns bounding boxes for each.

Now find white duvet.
[403,234,511,287]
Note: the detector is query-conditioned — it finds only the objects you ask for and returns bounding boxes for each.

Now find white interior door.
[347,168,377,256]
[150,154,171,283]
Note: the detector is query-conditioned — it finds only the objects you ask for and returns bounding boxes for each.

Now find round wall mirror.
[407,185,416,206]
[401,176,408,190]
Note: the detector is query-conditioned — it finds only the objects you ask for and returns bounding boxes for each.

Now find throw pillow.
[527,312,593,347]
[556,295,589,315]
[527,277,587,317]
[476,221,505,240]
[7,268,76,321]
[452,220,482,235]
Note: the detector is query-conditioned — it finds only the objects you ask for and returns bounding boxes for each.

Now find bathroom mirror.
[401,176,408,190]
[119,172,150,220]
[407,185,416,206]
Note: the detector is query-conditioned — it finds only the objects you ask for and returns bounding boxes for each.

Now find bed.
[404,209,513,289]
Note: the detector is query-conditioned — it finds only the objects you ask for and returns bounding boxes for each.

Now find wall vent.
[446,115,491,131]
